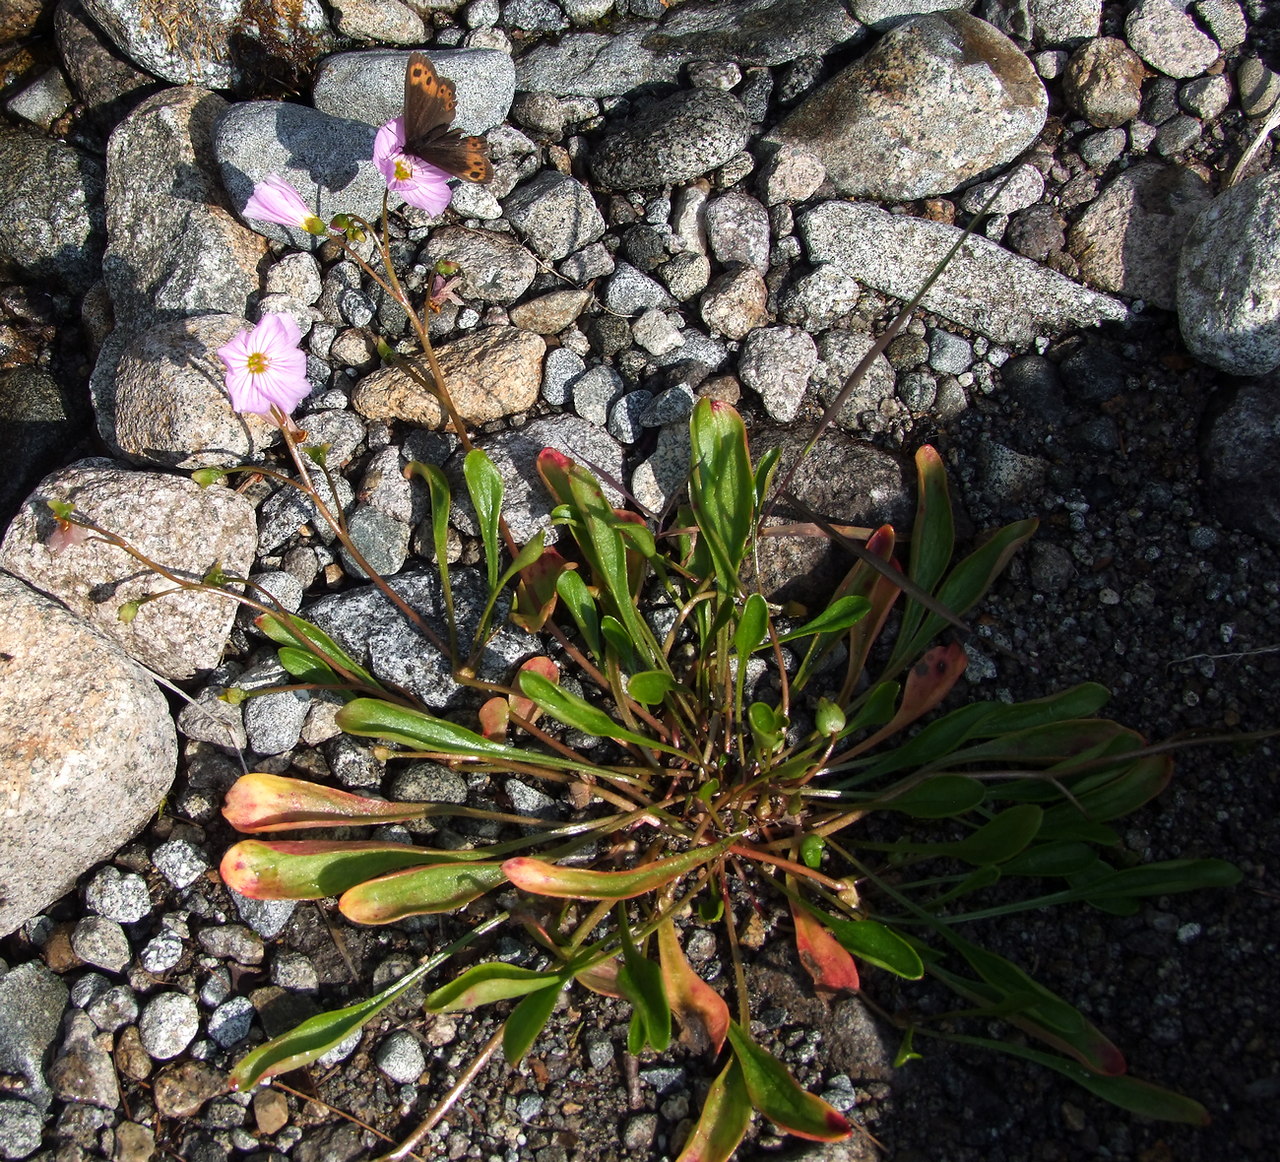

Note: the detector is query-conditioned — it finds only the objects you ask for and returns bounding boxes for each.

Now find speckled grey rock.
[503,171,605,261]
[0,1099,42,1159]
[105,87,267,333]
[739,325,818,423]
[800,200,1129,345]
[769,12,1047,200]
[84,867,151,924]
[105,313,290,469]
[974,0,1101,43]
[79,0,331,87]
[0,460,258,681]
[604,263,673,315]
[1201,379,1280,545]
[71,917,130,975]
[514,30,682,98]
[151,839,210,890]
[138,992,199,1061]
[630,424,692,514]
[542,346,587,406]
[304,567,526,709]
[1069,163,1212,309]
[0,574,176,938]
[207,996,255,1048]
[573,364,625,427]
[338,505,411,581]
[0,122,105,294]
[312,48,513,135]
[214,101,393,252]
[592,90,751,189]
[705,191,771,273]
[0,962,67,1115]
[645,0,865,66]
[375,1030,426,1084]
[462,415,626,545]
[1125,0,1220,80]
[1177,171,1280,375]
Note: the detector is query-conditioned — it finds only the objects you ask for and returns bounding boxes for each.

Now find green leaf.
[503,979,564,1064]
[516,670,680,756]
[464,449,504,593]
[848,701,1001,781]
[409,461,456,654]
[733,593,769,656]
[336,698,529,761]
[675,1060,752,1162]
[1001,842,1100,879]
[256,613,379,689]
[229,963,428,1090]
[892,518,1038,666]
[747,701,786,755]
[815,914,925,979]
[689,398,754,594]
[628,670,675,705]
[726,1022,851,1142]
[275,647,348,691]
[555,568,602,662]
[868,775,987,818]
[944,1034,1210,1124]
[776,595,871,643]
[339,862,506,923]
[503,835,737,900]
[936,931,1125,1074]
[966,684,1113,739]
[617,918,671,1053]
[426,963,562,1013]
[219,839,435,899]
[950,805,1044,865]
[1075,858,1242,903]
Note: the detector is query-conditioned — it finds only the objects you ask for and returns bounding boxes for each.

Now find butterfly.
[401,52,493,184]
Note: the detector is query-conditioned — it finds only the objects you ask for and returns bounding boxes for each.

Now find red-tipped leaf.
[219,839,435,899]
[791,902,860,995]
[222,772,427,832]
[657,917,729,1054]
[503,835,735,900]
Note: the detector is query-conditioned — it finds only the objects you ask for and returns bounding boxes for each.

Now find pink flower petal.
[217,313,311,417]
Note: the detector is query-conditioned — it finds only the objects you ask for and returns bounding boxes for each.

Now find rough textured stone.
[352,327,544,427]
[769,12,1047,200]
[0,574,176,936]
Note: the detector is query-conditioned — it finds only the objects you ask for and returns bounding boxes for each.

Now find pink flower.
[243,176,327,235]
[218,313,311,417]
[373,117,453,216]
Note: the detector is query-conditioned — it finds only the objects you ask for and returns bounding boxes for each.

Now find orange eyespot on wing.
[400,52,492,184]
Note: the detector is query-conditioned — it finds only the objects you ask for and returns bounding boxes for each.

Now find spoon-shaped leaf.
[726,1022,851,1141]
[219,839,436,899]
[222,773,428,832]
[674,1059,752,1162]
[339,862,506,924]
[503,835,735,900]
[229,961,428,1090]
[426,963,562,1012]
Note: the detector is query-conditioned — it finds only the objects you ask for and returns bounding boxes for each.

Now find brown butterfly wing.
[401,52,492,183]
[403,52,455,144]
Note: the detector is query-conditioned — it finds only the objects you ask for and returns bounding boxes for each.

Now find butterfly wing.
[403,52,455,144]
[402,53,493,184]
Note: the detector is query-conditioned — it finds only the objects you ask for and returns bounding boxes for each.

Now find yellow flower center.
[246,352,269,375]
[394,157,414,181]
